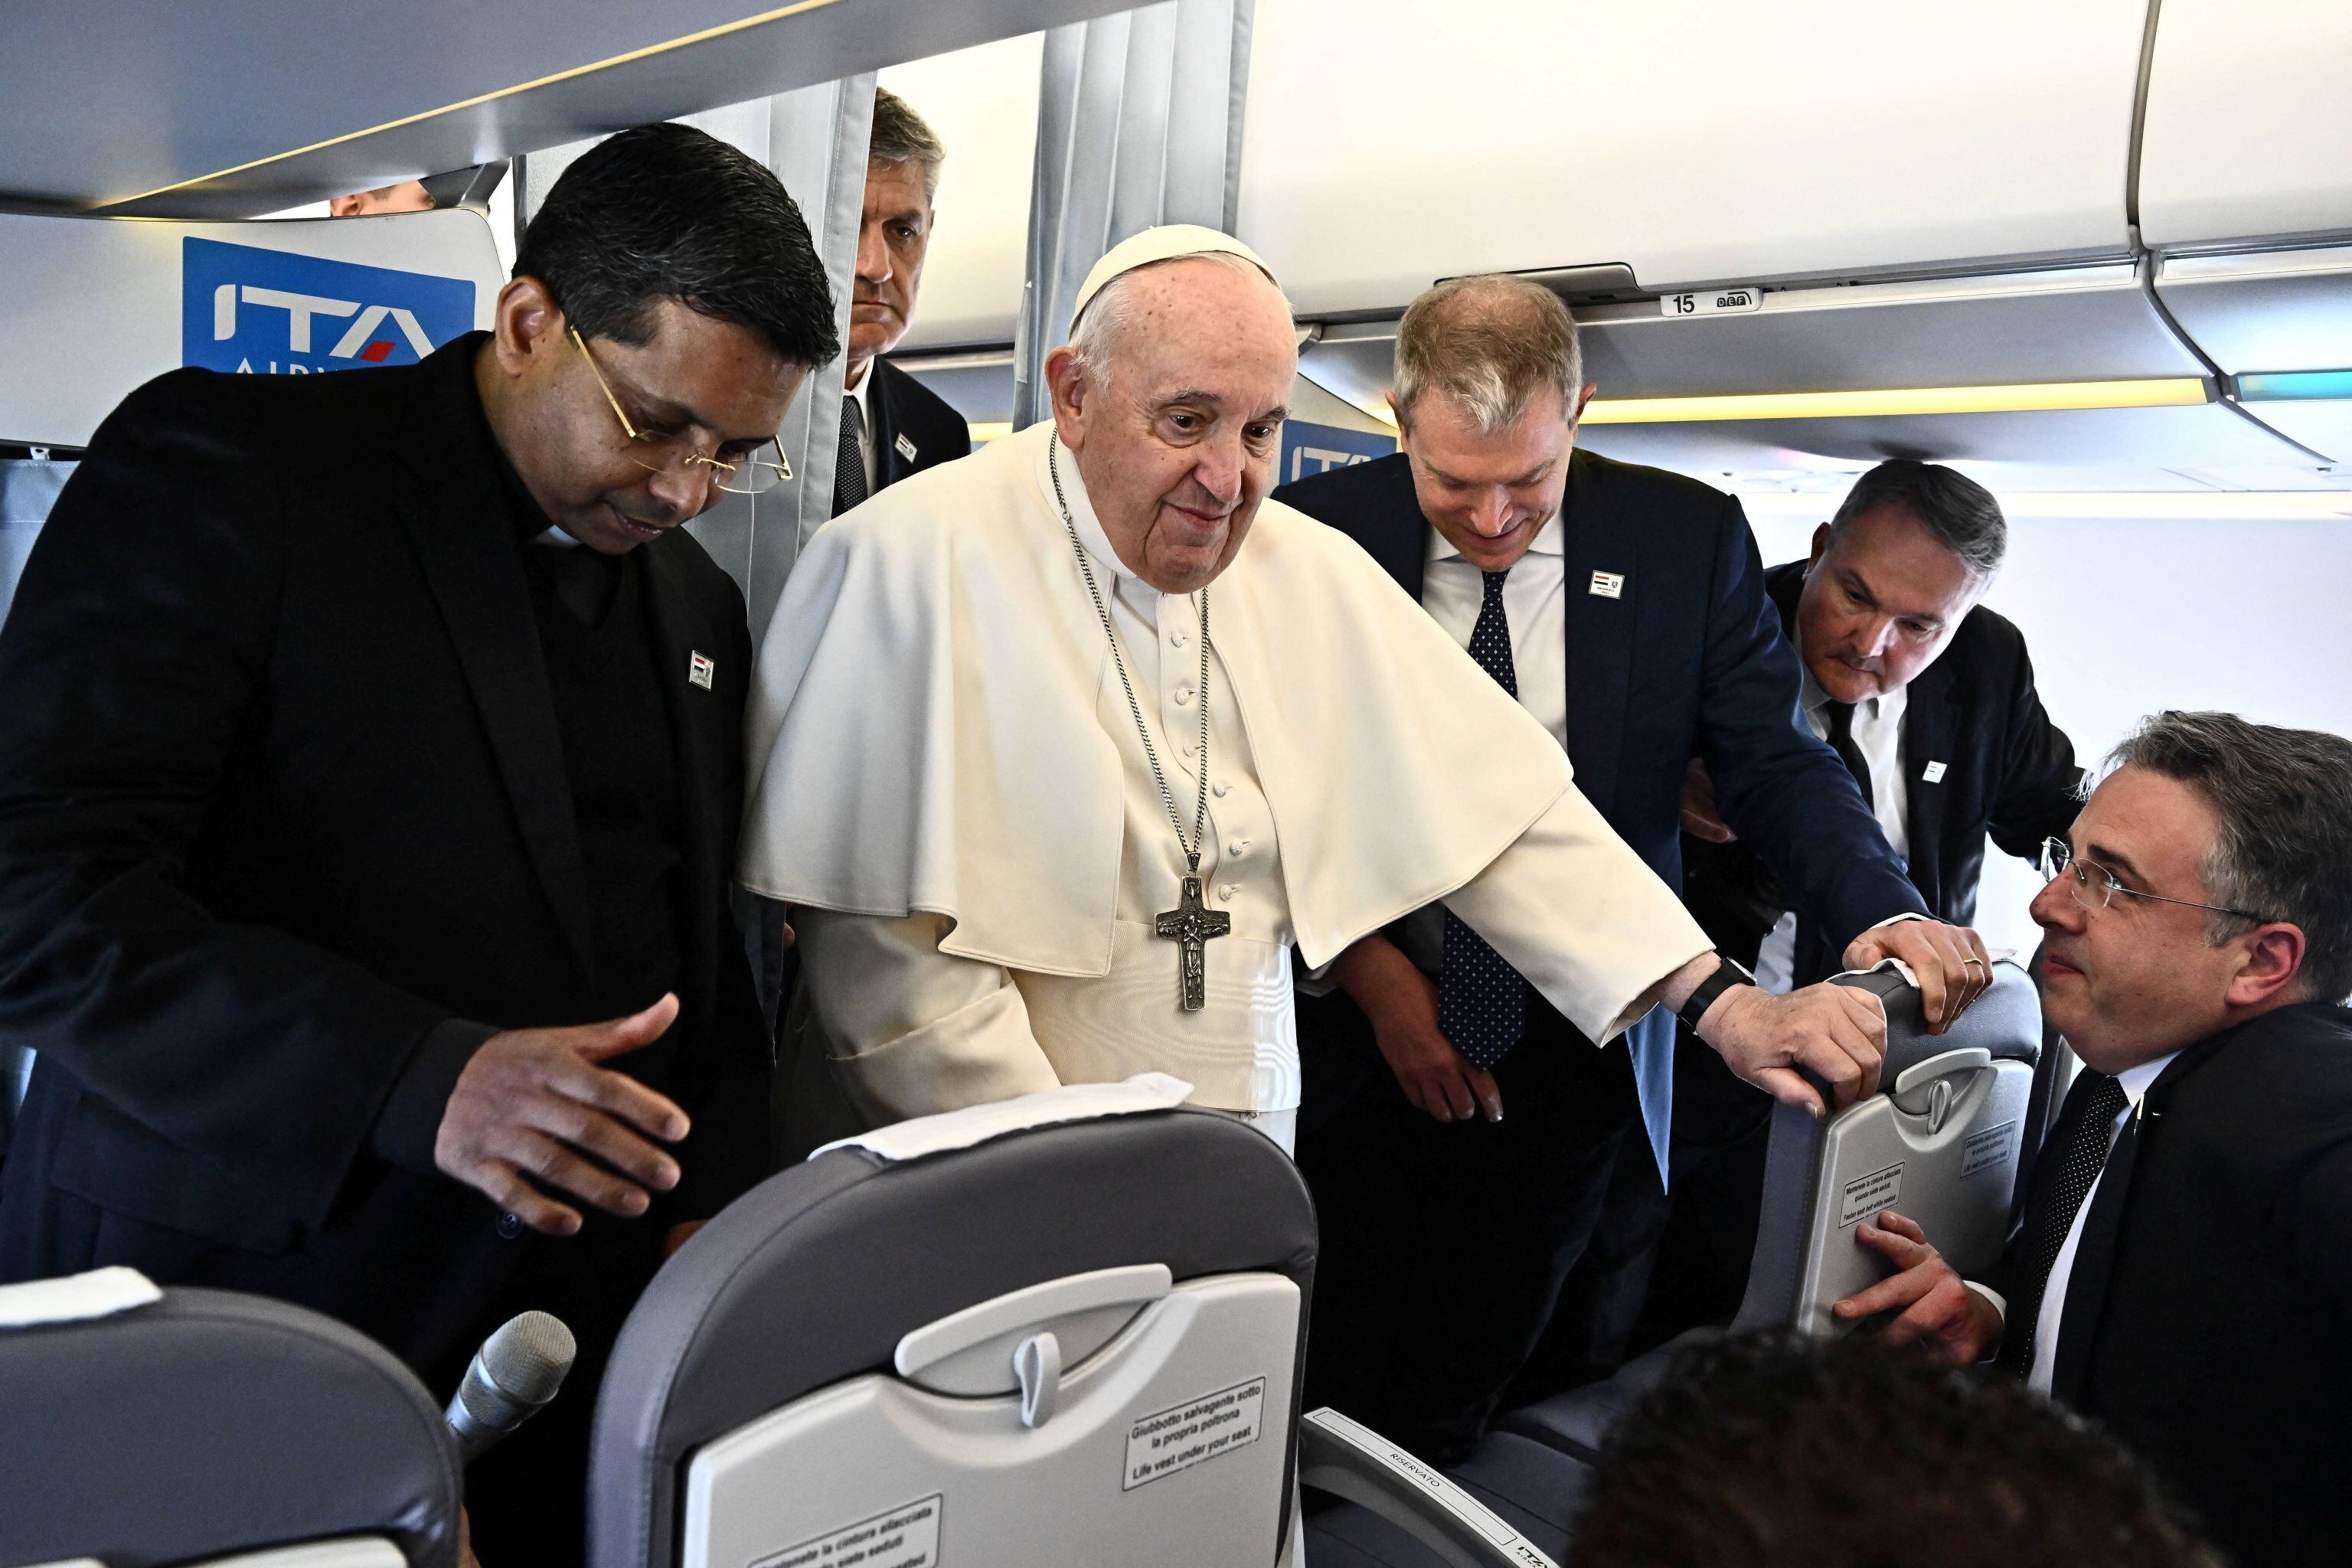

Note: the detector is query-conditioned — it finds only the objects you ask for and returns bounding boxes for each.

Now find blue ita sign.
[1277,420,1396,487]
[182,237,475,375]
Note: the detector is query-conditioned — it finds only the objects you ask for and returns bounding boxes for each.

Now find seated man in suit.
[832,87,971,517]
[1273,273,1993,1461]
[1831,710,2352,1568]
[1544,461,2087,1383]
[0,124,836,1559]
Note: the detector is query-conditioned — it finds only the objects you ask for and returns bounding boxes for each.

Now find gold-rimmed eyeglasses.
[2038,837,2275,923]
[570,326,792,495]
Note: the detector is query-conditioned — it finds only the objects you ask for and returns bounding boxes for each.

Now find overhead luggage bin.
[2136,0,2352,252]
[1238,0,2150,319]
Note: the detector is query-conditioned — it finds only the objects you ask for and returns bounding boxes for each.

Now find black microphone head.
[482,1310,576,1405]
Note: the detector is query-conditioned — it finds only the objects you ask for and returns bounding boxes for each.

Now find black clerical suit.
[1275,448,1924,1460]
[832,356,969,517]
[0,335,769,1556]
[1988,1001,2352,1568]
[1544,557,2089,1386]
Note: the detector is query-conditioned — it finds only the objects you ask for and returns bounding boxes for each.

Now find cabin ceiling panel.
[0,0,1119,217]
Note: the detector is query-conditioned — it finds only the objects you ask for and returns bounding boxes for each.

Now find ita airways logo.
[181,237,475,375]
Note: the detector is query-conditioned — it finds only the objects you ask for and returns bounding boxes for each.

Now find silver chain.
[1049,439,1214,874]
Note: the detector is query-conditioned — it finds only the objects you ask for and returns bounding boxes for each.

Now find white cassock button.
[1182,740,1197,756]
[1228,838,1250,858]
[1218,884,1237,901]
[1171,627,1187,646]
[1211,782,1228,797]
[1175,683,1194,705]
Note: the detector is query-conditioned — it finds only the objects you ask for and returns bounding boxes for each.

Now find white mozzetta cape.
[741,421,1694,1014]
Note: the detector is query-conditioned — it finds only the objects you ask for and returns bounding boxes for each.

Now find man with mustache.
[0,122,834,1558]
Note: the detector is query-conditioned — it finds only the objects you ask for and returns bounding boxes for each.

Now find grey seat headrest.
[588,1105,1317,1568]
[0,1286,460,1568]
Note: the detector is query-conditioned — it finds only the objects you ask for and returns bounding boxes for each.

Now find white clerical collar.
[1426,511,1566,567]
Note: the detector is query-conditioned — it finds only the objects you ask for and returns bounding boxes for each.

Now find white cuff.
[1962,1281,2007,1363]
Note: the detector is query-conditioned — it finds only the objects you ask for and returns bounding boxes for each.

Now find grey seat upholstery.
[1504,962,2043,1464]
[587,1103,1318,1568]
[0,1285,461,1568]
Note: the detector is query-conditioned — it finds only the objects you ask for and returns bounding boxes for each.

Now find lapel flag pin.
[1921,760,1948,783]
[894,432,919,462]
[688,652,716,691]
[1589,570,1625,599]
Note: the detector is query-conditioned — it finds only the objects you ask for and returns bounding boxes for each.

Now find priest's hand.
[1831,1210,2003,1364]
[1694,977,1884,1118]
[1842,919,1994,1034]
[434,994,691,1235]
[1330,934,1503,1123]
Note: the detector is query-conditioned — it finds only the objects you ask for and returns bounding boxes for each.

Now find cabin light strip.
[1739,489,2352,522]
[100,0,846,211]
[1575,377,2213,425]
[2236,371,2352,403]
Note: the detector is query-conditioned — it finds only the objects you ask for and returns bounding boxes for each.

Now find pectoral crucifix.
[1155,874,1231,1011]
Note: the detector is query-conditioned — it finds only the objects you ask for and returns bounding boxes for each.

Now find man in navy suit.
[1275,274,1992,1459]
[1832,712,2352,1568]
[831,88,970,518]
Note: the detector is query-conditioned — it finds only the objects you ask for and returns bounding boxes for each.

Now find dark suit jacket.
[1683,560,2084,971]
[0,335,769,1375]
[867,357,969,490]
[1279,450,1922,966]
[1997,1002,2352,1568]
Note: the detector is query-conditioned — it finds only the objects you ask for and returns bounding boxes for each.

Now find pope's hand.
[434,995,690,1235]
[1831,1210,2003,1364]
[1694,978,1884,1118]
[1329,934,1503,1124]
[1842,918,1994,1034]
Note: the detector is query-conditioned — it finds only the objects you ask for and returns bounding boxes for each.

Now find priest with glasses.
[746,227,1895,1153]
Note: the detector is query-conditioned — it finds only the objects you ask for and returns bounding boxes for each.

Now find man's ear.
[1044,344,1087,451]
[490,276,566,377]
[1570,381,1597,426]
[1807,522,1833,573]
[2226,922,2309,1009]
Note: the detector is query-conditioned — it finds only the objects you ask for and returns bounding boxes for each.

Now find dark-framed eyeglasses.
[2038,837,2276,923]
[570,326,792,495]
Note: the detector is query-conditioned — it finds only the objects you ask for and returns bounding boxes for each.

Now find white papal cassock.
[740,420,1712,1149]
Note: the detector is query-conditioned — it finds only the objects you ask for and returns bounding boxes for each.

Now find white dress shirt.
[2007,1051,2180,1391]
[1419,514,1570,750]
[1754,663,1912,991]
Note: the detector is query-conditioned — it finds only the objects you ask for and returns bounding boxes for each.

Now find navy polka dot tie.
[1995,1070,2128,1377]
[1439,568,1527,1071]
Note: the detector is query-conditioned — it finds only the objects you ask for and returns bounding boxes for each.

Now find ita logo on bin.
[182,237,474,375]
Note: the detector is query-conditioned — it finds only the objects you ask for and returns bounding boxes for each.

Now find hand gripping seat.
[586,1080,1557,1568]
[0,1276,461,1568]
[1501,959,2043,1465]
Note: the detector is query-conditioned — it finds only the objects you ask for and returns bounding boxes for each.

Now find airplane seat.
[1501,959,2043,1466]
[0,1275,462,1568]
[586,1078,1550,1568]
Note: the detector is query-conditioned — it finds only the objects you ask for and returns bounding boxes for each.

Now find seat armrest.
[1297,1409,1560,1568]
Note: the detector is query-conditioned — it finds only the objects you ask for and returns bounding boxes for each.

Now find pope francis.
[741,227,1887,1152]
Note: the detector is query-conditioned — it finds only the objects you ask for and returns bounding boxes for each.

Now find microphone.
[444,1311,577,1464]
